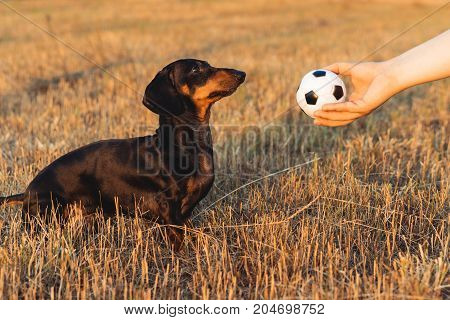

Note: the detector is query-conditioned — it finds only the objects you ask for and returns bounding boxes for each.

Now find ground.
[0,0,448,299]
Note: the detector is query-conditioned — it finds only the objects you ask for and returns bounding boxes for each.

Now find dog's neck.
[156,111,213,150]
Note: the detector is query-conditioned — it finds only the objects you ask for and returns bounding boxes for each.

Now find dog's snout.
[221,68,246,83]
[233,70,246,82]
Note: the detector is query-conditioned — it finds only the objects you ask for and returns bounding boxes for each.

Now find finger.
[349,92,360,101]
[313,118,354,127]
[322,100,371,113]
[323,62,355,76]
[313,110,362,121]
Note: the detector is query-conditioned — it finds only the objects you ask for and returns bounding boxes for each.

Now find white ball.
[296,69,347,118]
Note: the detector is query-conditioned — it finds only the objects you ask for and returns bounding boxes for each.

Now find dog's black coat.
[1,59,245,248]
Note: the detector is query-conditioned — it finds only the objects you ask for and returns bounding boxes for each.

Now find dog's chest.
[187,152,214,194]
[180,151,214,213]
[181,174,214,214]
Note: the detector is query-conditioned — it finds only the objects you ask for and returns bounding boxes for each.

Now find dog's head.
[143,59,245,121]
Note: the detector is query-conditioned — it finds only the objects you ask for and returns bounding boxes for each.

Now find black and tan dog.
[0,59,246,249]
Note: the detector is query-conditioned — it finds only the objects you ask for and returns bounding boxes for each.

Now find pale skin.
[313,30,450,127]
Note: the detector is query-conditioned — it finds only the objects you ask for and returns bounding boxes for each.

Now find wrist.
[377,59,404,95]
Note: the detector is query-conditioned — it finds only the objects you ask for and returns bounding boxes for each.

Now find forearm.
[383,30,450,93]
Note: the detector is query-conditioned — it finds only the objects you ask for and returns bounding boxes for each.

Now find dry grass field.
[0,0,449,299]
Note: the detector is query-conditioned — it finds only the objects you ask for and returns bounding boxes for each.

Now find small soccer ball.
[296,69,346,118]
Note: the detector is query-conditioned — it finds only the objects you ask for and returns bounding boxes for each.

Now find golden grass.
[0,0,449,299]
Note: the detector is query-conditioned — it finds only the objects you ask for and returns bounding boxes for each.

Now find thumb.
[323,62,355,76]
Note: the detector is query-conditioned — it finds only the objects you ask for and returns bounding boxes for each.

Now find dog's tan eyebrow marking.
[180,84,190,96]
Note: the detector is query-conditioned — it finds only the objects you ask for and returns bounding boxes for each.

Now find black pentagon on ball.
[312,70,326,77]
[333,85,344,100]
[305,90,318,105]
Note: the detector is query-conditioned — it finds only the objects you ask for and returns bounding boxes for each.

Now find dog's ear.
[142,67,185,116]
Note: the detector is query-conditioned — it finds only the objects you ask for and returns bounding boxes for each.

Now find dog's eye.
[191,66,201,74]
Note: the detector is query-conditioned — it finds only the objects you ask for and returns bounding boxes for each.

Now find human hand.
[313,31,450,127]
[313,61,398,127]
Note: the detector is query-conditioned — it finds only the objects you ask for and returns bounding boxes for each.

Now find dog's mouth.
[207,71,246,99]
[208,89,236,99]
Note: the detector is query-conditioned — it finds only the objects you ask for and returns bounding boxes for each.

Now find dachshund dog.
[0,59,246,249]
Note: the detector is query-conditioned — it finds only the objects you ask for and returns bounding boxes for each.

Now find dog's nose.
[233,70,246,82]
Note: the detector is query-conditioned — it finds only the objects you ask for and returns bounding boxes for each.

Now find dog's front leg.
[157,198,184,251]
